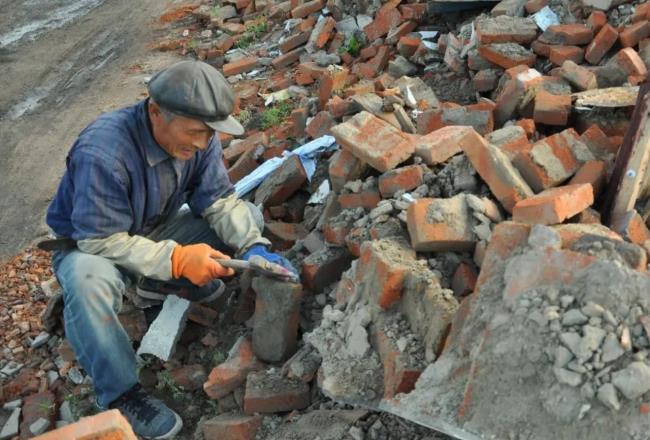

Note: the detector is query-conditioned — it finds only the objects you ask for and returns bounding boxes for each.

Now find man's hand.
[171,244,235,286]
[242,245,299,279]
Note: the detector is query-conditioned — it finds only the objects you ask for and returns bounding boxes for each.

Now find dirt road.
[0,0,179,259]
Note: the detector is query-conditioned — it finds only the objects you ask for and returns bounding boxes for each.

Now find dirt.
[0,0,182,260]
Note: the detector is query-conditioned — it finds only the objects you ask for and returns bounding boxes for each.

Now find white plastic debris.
[532,6,560,31]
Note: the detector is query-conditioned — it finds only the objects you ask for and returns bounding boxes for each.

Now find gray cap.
[147,60,244,135]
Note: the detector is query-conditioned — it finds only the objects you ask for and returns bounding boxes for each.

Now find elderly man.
[45,60,295,439]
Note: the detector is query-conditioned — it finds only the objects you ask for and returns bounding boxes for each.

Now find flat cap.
[147,60,244,135]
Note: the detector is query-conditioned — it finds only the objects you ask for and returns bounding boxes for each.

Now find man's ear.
[149,100,161,118]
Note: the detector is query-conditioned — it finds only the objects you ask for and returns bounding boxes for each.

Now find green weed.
[338,34,361,57]
[260,101,293,129]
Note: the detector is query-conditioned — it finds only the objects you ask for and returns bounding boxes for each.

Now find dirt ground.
[0,0,183,260]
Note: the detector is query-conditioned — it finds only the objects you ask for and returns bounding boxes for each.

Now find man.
[46,60,296,439]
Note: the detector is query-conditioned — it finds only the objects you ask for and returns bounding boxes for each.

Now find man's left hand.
[242,245,299,279]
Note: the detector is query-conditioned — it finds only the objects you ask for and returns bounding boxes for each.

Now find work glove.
[242,245,299,279]
[171,243,235,286]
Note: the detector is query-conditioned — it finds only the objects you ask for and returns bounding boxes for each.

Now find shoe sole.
[148,410,183,439]
[136,281,225,303]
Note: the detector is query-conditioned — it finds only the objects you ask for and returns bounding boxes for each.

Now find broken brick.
[585,24,619,65]
[413,125,475,165]
[291,107,308,138]
[306,111,335,138]
[397,35,422,58]
[264,222,308,250]
[272,47,305,70]
[364,5,402,41]
[568,160,607,198]
[539,24,593,45]
[224,132,268,163]
[619,21,650,48]
[580,124,619,158]
[302,247,353,290]
[512,183,594,225]
[202,414,263,440]
[559,60,598,91]
[279,31,310,53]
[417,105,494,136]
[244,370,310,414]
[587,10,608,33]
[611,211,650,245]
[329,149,369,193]
[338,189,382,210]
[378,165,424,198]
[451,263,478,296]
[31,410,137,440]
[291,0,324,18]
[475,16,538,45]
[255,155,307,207]
[203,337,264,399]
[308,16,336,51]
[386,20,418,44]
[399,3,426,21]
[533,90,571,126]
[223,57,259,76]
[323,221,352,246]
[371,325,423,398]
[486,125,531,160]
[611,47,648,76]
[517,118,536,138]
[478,43,536,69]
[549,45,584,66]
[170,364,207,392]
[473,69,501,92]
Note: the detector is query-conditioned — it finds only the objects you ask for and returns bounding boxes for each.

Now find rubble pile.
[3,0,650,438]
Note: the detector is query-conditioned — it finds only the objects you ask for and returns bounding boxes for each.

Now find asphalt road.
[0,0,178,259]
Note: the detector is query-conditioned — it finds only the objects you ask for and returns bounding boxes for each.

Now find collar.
[138,99,173,167]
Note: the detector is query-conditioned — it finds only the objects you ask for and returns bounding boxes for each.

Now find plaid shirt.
[46,99,233,240]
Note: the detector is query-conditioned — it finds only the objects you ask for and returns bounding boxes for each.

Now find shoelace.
[113,385,159,425]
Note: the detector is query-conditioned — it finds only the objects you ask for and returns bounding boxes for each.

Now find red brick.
[296,61,324,85]
[323,221,352,246]
[367,45,392,73]
[318,66,349,109]
[20,391,56,438]
[417,105,494,136]
[612,211,650,245]
[612,47,648,76]
[517,119,536,138]
[486,125,531,160]
[244,371,310,414]
[331,111,416,172]
[539,24,593,45]
[326,95,354,118]
[397,35,421,58]
[224,132,268,163]
[360,45,378,60]
[407,196,477,252]
[32,410,137,440]
[585,24,619,65]
[203,414,263,440]
[221,22,246,34]
[338,189,382,210]
[478,43,536,69]
[633,3,650,22]
[559,60,598,91]
[399,3,426,21]
[620,21,650,48]
[355,238,416,309]
[460,128,534,212]
[279,31,310,52]
[531,40,552,57]
[378,165,424,197]
[475,16,539,45]
[386,20,418,44]
[512,183,594,225]
[413,125,475,165]
[494,68,542,126]
[226,147,258,182]
[371,326,423,398]
[272,47,304,70]
[291,107,308,137]
[549,45,584,66]
[568,160,607,198]
[329,149,368,192]
[170,364,207,391]
[525,0,547,13]
[291,0,324,18]
[306,110,335,138]
[203,337,264,399]
[2,368,41,402]
[451,263,478,296]
[364,5,403,41]
[310,16,336,50]
[533,90,571,126]
[223,56,258,76]
[580,124,619,157]
[255,155,307,206]
[302,247,353,290]
[473,69,500,92]
[587,10,607,33]
[264,222,307,250]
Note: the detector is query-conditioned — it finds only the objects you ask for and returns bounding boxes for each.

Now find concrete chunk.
[137,295,190,361]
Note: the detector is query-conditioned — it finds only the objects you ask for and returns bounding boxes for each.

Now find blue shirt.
[46,99,233,240]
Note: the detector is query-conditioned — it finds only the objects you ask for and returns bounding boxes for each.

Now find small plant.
[260,101,293,129]
[338,34,361,57]
[236,109,252,127]
[156,370,186,401]
[212,5,220,17]
[212,350,227,366]
[235,17,268,49]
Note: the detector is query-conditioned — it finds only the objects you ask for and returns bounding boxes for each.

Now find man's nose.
[192,134,211,150]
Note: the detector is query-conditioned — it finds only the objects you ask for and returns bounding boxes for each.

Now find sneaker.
[109,384,182,439]
[136,278,225,303]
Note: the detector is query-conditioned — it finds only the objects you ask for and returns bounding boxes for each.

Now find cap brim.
[206,115,245,136]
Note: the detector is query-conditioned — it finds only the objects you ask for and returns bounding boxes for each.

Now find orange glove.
[171,244,235,286]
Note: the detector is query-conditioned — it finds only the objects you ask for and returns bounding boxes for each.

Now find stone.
[137,295,190,361]
[202,413,263,440]
[554,367,582,387]
[30,417,49,436]
[562,310,589,326]
[0,408,20,440]
[612,362,650,400]
[601,333,625,363]
[597,383,621,411]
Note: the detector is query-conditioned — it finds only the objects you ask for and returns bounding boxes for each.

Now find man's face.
[149,102,215,160]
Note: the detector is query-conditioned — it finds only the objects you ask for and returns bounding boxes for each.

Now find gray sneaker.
[109,384,182,439]
[136,278,225,303]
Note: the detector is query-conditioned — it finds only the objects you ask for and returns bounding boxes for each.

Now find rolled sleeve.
[187,136,234,216]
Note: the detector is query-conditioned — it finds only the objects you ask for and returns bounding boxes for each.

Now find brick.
[331,111,415,172]
[478,43,536,69]
[568,160,607,198]
[328,149,369,193]
[203,414,263,440]
[32,410,137,440]
[397,36,421,58]
[549,45,584,66]
[20,391,55,438]
[307,16,336,51]
[323,220,352,246]
[585,24,619,65]
[533,90,571,126]
[244,370,310,414]
[203,337,264,399]
[170,364,207,391]
[318,66,349,109]
[451,263,478,296]
[378,165,424,197]
[486,125,531,160]
[399,3,426,21]
[475,16,538,45]
[255,156,306,207]
[633,3,650,22]
[417,106,494,136]
[517,119,536,138]
[227,150,257,183]
[291,107,308,138]
[364,5,402,41]
[413,125,474,165]
[302,247,353,290]
[251,277,302,362]
[366,45,392,74]
[611,211,650,245]
[525,0,547,13]
[531,40,552,57]
[371,325,423,398]
[264,222,307,250]
[338,189,382,210]
[360,45,378,60]
[559,60,598,91]
[407,195,477,252]
[386,20,418,44]
[494,68,542,126]
[460,128,534,212]
[326,96,353,118]
[444,33,466,74]
[620,21,650,48]
[512,183,594,225]
[580,124,619,158]
[512,129,585,192]
[355,238,416,309]
[539,24,593,45]
[279,31,310,53]
[223,57,258,76]
[492,0,528,16]
[611,47,648,76]
[224,132,268,163]
[306,110,335,138]
[587,11,608,33]
[473,69,500,92]
[291,0,324,18]
[272,47,304,70]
